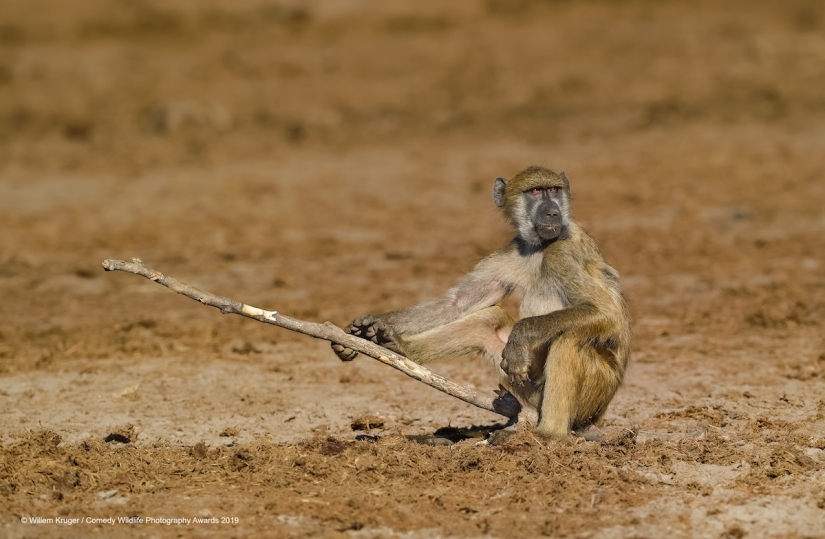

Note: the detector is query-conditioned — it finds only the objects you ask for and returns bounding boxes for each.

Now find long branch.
[101,258,521,420]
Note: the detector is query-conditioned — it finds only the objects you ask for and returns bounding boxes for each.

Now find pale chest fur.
[506,250,569,318]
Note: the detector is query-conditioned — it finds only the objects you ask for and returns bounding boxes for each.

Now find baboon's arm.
[508,303,604,348]
[499,303,606,385]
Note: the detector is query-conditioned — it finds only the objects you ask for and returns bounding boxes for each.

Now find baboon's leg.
[535,335,622,439]
[404,305,538,404]
[398,307,543,407]
[398,306,513,369]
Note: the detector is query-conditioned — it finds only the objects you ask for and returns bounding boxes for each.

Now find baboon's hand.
[331,315,402,362]
[500,343,530,385]
[500,324,532,386]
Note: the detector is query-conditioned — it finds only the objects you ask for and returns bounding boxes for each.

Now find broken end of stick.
[101,258,144,270]
[101,258,162,281]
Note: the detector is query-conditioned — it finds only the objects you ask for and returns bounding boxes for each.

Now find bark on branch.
[101,258,521,420]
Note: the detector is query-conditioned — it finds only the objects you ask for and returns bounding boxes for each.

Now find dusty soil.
[1,0,825,537]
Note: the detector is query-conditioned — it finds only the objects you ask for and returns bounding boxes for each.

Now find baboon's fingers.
[331,343,359,362]
[500,356,530,386]
[502,363,530,385]
[354,315,377,327]
[507,372,529,386]
[349,315,378,337]
[348,323,363,337]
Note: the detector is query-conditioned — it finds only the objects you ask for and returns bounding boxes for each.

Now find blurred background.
[3,0,823,171]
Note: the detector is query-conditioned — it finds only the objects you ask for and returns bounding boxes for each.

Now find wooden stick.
[101,258,522,420]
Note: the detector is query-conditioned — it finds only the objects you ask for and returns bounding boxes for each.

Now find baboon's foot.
[492,386,522,422]
[348,315,402,353]
[331,342,359,362]
[331,315,402,362]
[572,424,604,442]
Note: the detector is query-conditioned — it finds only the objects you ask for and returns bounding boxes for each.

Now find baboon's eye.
[549,186,561,194]
[528,188,542,196]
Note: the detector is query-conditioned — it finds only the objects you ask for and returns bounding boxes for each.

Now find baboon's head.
[493,166,571,246]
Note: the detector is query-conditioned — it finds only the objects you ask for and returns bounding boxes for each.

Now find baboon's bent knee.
[496,326,512,345]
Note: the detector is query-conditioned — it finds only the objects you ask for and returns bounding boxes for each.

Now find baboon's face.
[522,185,569,243]
[493,167,571,246]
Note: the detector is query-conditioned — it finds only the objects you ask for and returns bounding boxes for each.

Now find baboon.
[332,166,631,439]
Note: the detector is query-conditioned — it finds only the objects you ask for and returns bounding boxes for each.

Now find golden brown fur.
[332,166,631,439]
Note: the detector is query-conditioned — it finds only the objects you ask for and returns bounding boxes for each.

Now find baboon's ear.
[493,178,508,208]
[560,171,569,190]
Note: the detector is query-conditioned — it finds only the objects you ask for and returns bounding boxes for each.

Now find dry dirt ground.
[1,0,825,537]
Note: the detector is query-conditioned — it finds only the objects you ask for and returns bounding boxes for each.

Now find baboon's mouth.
[536,223,563,241]
[537,224,559,234]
